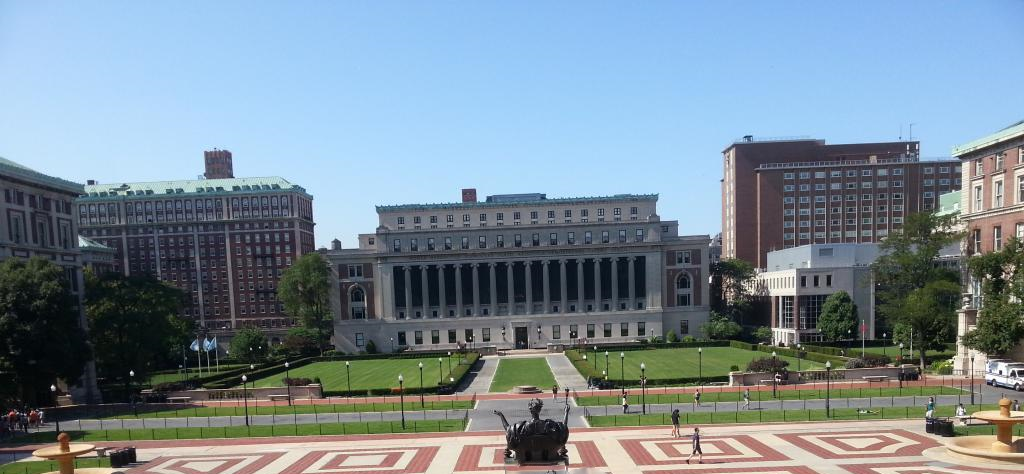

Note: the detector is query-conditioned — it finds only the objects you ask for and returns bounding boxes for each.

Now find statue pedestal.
[502,457,606,473]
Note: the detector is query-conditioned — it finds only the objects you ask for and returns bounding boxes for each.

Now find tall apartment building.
[1,157,100,402]
[952,120,1024,371]
[721,137,962,267]
[323,190,711,353]
[76,152,316,337]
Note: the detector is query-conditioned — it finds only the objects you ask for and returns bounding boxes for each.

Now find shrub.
[682,335,696,343]
[844,358,867,369]
[861,353,891,367]
[929,359,953,375]
[665,330,680,343]
[729,365,740,372]
[282,377,313,386]
[746,356,789,373]
[365,340,378,354]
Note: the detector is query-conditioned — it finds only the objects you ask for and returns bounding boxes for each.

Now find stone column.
[455,264,464,317]
[438,264,447,317]
[421,265,430,318]
[506,262,515,315]
[627,257,636,309]
[404,266,413,318]
[489,262,498,316]
[471,263,480,316]
[559,259,568,314]
[594,258,602,311]
[525,261,533,315]
[576,258,584,308]
[611,258,619,310]
[542,260,550,313]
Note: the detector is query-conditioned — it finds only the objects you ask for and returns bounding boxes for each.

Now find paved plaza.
[8,419,1020,474]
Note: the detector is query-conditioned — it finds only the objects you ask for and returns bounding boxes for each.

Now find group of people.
[2,407,44,437]
[670,409,703,464]
[550,385,570,401]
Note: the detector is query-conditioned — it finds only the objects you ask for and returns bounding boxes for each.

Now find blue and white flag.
[204,337,217,352]
[189,339,200,352]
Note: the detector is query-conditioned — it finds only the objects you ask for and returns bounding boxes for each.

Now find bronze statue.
[494,398,571,464]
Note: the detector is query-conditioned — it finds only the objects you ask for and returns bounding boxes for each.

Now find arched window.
[675,273,692,306]
[350,286,366,319]
[351,288,365,302]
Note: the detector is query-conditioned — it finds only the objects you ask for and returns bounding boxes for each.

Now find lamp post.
[698,347,703,386]
[640,362,647,414]
[882,333,887,357]
[620,352,625,382]
[390,337,394,353]
[418,362,425,407]
[501,328,506,346]
[825,361,832,418]
[241,374,250,426]
[398,374,406,429]
[345,361,352,393]
[796,344,802,372]
[284,362,292,406]
[604,351,609,375]
[969,353,976,405]
[447,351,452,377]
[438,357,444,386]
[593,346,598,370]
[50,384,60,433]
[771,352,778,398]
[537,326,542,348]
[129,370,136,415]
[898,342,904,389]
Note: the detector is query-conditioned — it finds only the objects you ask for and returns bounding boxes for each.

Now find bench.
[268,395,291,402]
[166,396,191,403]
[862,376,889,382]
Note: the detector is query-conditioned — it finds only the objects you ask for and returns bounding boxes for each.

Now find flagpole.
[861,319,866,359]
[196,335,202,378]
[214,338,220,372]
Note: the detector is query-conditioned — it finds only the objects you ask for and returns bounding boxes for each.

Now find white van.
[989,366,1024,391]
[986,360,1024,386]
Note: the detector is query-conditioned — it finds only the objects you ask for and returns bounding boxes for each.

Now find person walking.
[1013,399,1021,412]
[743,389,751,409]
[694,388,701,407]
[925,397,935,419]
[685,427,703,464]
[563,386,569,401]
[552,384,558,400]
[670,409,681,437]
[622,394,629,414]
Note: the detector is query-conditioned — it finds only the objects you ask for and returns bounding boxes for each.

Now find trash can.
[925,418,935,434]
[937,419,955,437]
[127,446,137,463]
[110,449,127,468]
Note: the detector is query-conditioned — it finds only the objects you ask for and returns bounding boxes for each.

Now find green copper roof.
[80,176,310,200]
[952,120,1024,157]
[936,190,961,216]
[0,156,84,194]
[78,235,115,252]
[376,193,658,212]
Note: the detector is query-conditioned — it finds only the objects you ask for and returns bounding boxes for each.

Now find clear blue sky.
[2,1,1022,248]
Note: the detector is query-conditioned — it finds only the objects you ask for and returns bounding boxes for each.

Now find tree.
[962,238,1024,356]
[86,271,190,393]
[281,327,320,357]
[230,328,269,363]
[0,258,91,405]
[816,291,859,342]
[872,212,962,368]
[752,326,773,344]
[278,253,332,352]
[665,330,680,343]
[710,258,757,313]
[701,311,743,340]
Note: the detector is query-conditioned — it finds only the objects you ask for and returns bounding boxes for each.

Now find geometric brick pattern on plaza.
[115,419,1021,474]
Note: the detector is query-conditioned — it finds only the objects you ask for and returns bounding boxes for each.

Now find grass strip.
[97,400,472,419]
[584,404,997,427]
[576,385,965,406]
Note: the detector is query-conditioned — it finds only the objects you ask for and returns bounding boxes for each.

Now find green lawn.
[582,346,824,381]
[145,364,249,386]
[576,385,965,406]
[101,399,472,419]
[0,458,110,474]
[585,404,1004,428]
[490,358,558,393]
[250,356,462,391]
[5,419,466,445]
[819,344,954,361]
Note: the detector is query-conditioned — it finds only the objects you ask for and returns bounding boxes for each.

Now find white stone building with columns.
[324,191,711,353]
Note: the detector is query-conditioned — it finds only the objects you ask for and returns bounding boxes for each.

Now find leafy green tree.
[701,311,742,340]
[0,258,91,405]
[278,253,332,352]
[710,258,757,312]
[872,212,961,367]
[230,328,269,363]
[665,329,680,343]
[86,271,190,392]
[281,327,321,357]
[752,326,773,344]
[817,291,859,342]
[962,238,1024,356]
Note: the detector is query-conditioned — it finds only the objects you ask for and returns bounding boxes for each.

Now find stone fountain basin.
[32,444,95,459]
[946,436,1024,464]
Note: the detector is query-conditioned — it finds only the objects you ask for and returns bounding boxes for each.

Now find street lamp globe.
[698,347,702,353]
[418,362,423,369]
[250,364,255,370]
[620,352,624,359]
[605,351,609,357]
[50,384,56,393]
[345,361,350,367]
[241,375,247,383]
[640,362,646,370]
[129,370,135,377]
[398,374,404,383]
[284,361,289,368]
[825,360,831,369]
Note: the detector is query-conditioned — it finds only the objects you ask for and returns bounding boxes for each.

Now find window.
[513,211,521,220]
[976,160,984,176]
[355,333,364,347]
[414,331,423,345]
[410,238,418,251]
[549,233,558,245]
[413,216,421,224]
[347,265,363,278]
[532,233,540,246]
[567,232,575,245]
[552,325,561,339]
[996,153,1005,171]
[431,330,439,344]
[461,236,469,249]
[601,231,610,243]
[973,229,982,253]
[634,229,644,242]
[482,328,491,342]
[613,208,621,216]
[994,226,1003,251]
[465,329,474,343]
[1019,176,1024,204]
[784,185,795,192]
[547,210,555,219]
[496,212,503,221]
[427,237,435,250]
[800,276,806,287]
[586,324,595,338]
[675,273,692,306]
[463,214,470,222]
[393,239,401,252]
[496,235,504,248]
[784,172,794,179]
[564,209,572,218]
[676,250,691,264]
[974,185,983,212]
[680,320,689,334]
[638,321,646,337]
[514,234,522,247]
[569,324,578,339]
[618,230,626,242]
[584,231,592,244]
[799,172,810,179]
[995,180,1004,208]
[397,217,405,225]
[445,237,452,250]
[478,236,486,248]
[603,323,612,338]
[479,213,487,222]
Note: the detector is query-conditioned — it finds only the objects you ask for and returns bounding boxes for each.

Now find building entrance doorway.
[514,326,528,349]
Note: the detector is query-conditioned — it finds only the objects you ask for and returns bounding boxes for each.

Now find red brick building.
[722,137,961,267]
[76,152,316,337]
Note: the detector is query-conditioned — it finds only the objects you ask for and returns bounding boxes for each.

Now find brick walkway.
[8,418,1017,474]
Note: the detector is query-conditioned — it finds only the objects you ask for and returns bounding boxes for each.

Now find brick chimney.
[461,188,477,203]
[203,149,234,179]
